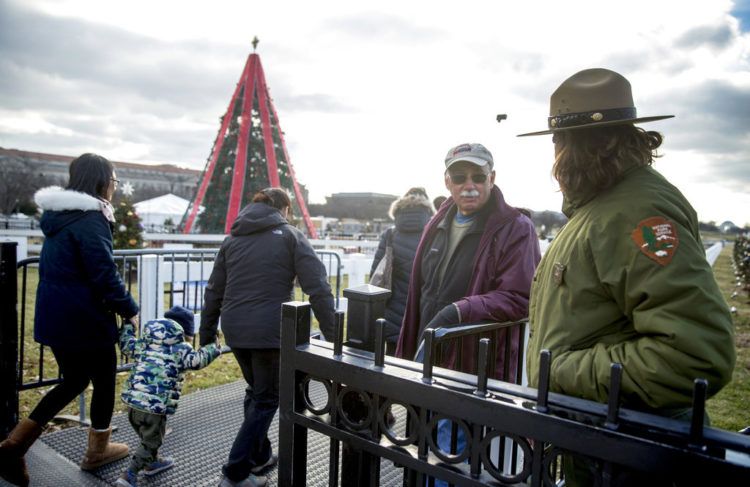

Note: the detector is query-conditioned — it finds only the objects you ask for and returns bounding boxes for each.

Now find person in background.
[519,68,735,486]
[432,195,447,212]
[115,306,222,487]
[370,187,434,354]
[200,187,336,487]
[0,153,140,487]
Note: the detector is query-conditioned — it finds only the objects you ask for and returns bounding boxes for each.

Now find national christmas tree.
[181,38,317,236]
[113,195,144,250]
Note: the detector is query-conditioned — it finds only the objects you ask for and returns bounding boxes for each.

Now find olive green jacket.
[527,166,734,410]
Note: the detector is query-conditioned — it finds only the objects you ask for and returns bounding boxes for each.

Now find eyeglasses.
[449,173,488,184]
[111,178,121,186]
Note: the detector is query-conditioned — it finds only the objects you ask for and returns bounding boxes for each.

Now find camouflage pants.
[127,408,167,472]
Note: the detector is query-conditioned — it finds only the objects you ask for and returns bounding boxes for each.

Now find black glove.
[425,303,460,331]
[200,330,217,347]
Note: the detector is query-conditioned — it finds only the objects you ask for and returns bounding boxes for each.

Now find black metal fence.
[0,218,38,230]
[0,242,341,434]
[278,300,750,486]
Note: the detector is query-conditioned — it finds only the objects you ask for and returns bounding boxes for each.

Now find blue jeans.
[415,340,467,486]
[433,419,467,487]
[223,348,279,482]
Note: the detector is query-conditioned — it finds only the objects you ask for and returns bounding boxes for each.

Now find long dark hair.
[67,153,114,199]
[552,125,662,197]
[252,187,292,217]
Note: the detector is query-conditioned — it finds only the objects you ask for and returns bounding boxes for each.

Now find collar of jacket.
[436,200,490,236]
[419,185,520,278]
[561,165,645,218]
[34,186,105,212]
[433,186,518,235]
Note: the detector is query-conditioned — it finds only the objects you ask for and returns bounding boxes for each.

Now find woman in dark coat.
[200,188,336,487]
[0,153,140,487]
[370,187,434,353]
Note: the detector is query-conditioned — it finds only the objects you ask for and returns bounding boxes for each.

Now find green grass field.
[705,244,750,431]
[14,245,749,433]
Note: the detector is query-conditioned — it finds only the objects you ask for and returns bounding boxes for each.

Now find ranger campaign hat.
[517,68,673,137]
[444,143,494,170]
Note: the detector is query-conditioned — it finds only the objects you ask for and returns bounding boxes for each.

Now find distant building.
[0,147,201,202]
[720,220,742,234]
[308,192,397,221]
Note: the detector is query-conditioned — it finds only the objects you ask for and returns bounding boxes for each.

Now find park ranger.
[519,68,735,485]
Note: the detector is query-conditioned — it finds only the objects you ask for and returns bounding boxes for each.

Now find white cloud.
[1,0,749,225]
[0,110,73,136]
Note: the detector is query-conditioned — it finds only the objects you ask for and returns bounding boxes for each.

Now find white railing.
[3,229,725,268]
[705,241,724,266]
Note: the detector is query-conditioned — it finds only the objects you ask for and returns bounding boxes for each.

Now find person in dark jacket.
[370,187,433,352]
[200,187,336,487]
[0,153,140,487]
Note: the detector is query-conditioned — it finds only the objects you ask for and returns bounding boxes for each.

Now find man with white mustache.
[394,143,540,484]
[396,142,541,378]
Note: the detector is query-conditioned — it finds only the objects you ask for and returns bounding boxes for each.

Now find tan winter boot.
[0,418,43,487]
[80,427,129,470]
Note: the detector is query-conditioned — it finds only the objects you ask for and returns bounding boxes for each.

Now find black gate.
[278,300,750,486]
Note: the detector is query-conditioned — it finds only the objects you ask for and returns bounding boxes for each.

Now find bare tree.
[0,156,49,215]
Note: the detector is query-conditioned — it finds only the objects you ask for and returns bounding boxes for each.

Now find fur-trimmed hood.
[389,193,434,220]
[34,186,104,212]
[34,186,113,237]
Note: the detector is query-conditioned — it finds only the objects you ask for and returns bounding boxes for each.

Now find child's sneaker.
[114,469,138,487]
[143,456,175,476]
[250,453,277,474]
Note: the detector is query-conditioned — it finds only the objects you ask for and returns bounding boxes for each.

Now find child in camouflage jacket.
[115,306,222,487]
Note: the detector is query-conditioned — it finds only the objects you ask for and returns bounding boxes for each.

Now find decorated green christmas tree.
[181,40,317,237]
[113,182,144,249]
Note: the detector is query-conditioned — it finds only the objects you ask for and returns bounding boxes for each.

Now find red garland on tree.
[181,39,317,237]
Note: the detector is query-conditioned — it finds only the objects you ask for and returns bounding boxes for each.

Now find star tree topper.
[120,181,134,197]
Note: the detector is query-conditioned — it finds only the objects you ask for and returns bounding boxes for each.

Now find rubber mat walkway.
[2,380,405,486]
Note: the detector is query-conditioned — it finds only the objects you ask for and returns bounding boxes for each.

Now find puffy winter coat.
[120,319,221,415]
[527,166,735,411]
[33,186,139,350]
[200,202,336,348]
[370,193,433,342]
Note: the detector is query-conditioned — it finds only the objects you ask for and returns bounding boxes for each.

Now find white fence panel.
[705,241,723,267]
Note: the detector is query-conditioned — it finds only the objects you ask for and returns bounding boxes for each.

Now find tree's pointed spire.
[181,46,318,238]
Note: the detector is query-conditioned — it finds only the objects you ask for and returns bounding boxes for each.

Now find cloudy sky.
[1,0,749,225]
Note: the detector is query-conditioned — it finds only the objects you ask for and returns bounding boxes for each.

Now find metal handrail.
[9,247,343,425]
[431,319,527,341]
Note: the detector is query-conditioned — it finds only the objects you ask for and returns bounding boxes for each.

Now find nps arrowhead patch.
[631,216,679,266]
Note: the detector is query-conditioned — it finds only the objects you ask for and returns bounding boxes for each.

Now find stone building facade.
[0,147,201,203]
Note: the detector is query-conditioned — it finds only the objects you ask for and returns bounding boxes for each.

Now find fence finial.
[422,329,436,383]
[474,338,490,397]
[689,378,708,449]
[536,350,552,413]
[374,319,386,367]
[605,363,623,430]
